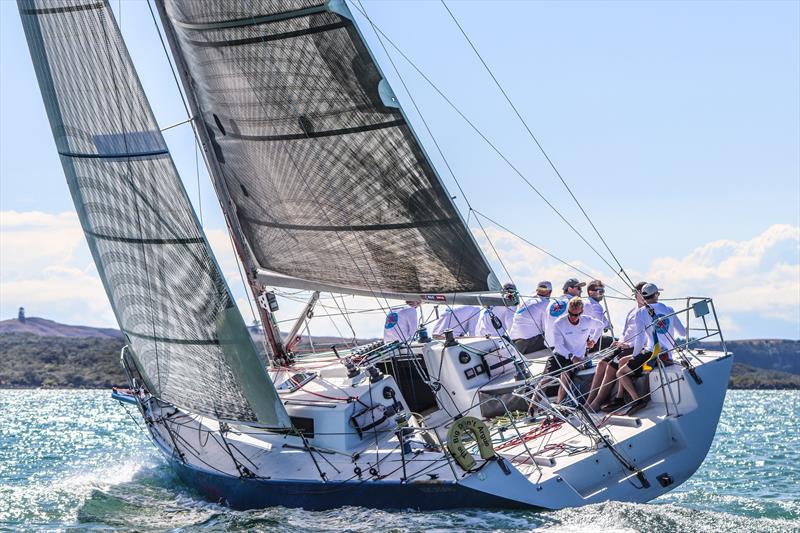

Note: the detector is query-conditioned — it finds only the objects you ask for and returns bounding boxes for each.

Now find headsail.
[156,0,500,298]
[19,0,291,428]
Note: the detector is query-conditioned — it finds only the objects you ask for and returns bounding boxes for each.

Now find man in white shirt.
[507,280,551,354]
[546,297,603,403]
[588,281,646,411]
[383,301,420,343]
[473,283,518,337]
[431,305,481,337]
[607,283,686,413]
[543,278,585,348]
[584,279,612,350]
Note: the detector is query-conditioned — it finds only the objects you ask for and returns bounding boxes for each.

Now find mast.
[153,0,288,365]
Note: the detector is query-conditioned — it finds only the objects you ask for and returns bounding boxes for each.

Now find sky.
[1,0,798,341]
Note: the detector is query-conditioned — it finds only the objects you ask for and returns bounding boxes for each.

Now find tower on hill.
[18,307,25,323]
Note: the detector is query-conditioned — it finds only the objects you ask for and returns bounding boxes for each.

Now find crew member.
[507,281,551,354]
[607,283,686,413]
[543,278,585,348]
[431,305,481,337]
[584,279,612,351]
[548,297,603,404]
[473,283,518,337]
[383,301,420,342]
[587,281,647,410]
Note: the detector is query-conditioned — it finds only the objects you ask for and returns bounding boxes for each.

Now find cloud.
[474,223,800,339]
[0,211,114,326]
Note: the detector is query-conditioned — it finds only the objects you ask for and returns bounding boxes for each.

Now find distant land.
[0,316,797,389]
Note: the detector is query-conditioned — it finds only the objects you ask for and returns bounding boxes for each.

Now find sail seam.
[188,21,350,48]
[20,2,104,16]
[84,230,204,245]
[241,216,458,232]
[124,329,221,346]
[58,149,169,160]
[172,4,328,31]
[229,118,404,141]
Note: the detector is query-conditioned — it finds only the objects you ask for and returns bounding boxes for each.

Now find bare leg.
[587,360,608,405]
[557,372,572,403]
[589,364,618,411]
[616,365,640,402]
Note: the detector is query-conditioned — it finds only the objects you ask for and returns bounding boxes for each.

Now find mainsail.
[19,0,291,428]
[156,0,500,298]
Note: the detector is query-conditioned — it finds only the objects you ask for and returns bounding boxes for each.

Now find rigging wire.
[471,209,628,298]
[441,1,636,290]
[347,1,634,292]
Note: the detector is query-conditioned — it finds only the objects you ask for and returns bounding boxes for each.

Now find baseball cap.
[641,283,661,298]
[536,280,552,295]
[563,278,586,291]
[502,282,517,292]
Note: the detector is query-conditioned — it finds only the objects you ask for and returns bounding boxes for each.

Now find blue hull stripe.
[169,458,538,511]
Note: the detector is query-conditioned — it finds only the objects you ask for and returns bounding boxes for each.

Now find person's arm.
[672,310,687,337]
[630,310,647,355]
[554,322,569,357]
[589,317,604,343]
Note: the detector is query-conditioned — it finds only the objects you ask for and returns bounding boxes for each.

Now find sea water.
[0,390,797,532]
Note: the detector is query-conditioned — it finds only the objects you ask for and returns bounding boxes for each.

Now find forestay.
[157,0,499,297]
[19,0,290,428]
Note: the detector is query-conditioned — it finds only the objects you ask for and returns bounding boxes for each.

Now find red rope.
[495,420,564,452]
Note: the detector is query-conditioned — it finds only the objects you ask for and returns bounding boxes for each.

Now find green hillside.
[0,332,126,388]
[0,317,797,389]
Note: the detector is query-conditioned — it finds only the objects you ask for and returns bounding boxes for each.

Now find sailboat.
[19,0,733,511]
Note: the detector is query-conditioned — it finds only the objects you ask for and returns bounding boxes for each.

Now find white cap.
[641,283,661,298]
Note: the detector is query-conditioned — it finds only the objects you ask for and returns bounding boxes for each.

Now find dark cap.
[563,278,586,291]
[502,282,517,291]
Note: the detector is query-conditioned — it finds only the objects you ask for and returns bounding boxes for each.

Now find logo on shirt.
[654,313,670,334]
[549,301,566,318]
[384,312,399,330]
[515,305,528,315]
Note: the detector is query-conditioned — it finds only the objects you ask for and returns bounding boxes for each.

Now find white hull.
[132,344,732,510]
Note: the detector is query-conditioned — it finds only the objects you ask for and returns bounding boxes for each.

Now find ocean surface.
[0,390,797,532]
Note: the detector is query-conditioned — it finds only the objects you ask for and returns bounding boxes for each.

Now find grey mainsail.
[19,0,291,428]
[157,0,500,298]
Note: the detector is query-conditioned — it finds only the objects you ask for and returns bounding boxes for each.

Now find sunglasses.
[590,288,605,293]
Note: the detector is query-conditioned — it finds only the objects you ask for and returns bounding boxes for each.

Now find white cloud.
[474,223,800,339]
[0,211,113,326]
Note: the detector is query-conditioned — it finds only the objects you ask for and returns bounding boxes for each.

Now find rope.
[441,0,636,292]
[348,2,634,292]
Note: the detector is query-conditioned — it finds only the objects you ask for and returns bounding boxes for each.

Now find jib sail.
[19,0,290,428]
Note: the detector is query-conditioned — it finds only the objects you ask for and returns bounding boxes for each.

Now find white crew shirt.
[507,297,548,340]
[543,295,571,347]
[432,306,481,337]
[383,305,419,342]
[619,305,642,344]
[473,306,515,337]
[583,297,610,330]
[630,302,687,357]
[553,315,604,361]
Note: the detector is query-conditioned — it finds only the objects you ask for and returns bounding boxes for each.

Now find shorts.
[545,353,574,376]
[628,351,654,377]
[513,334,546,355]
[602,345,633,369]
